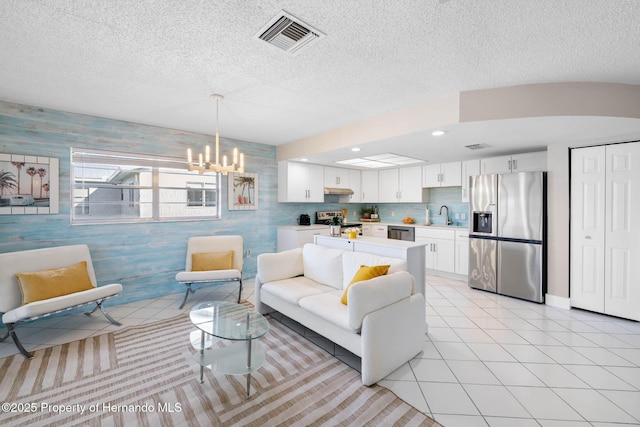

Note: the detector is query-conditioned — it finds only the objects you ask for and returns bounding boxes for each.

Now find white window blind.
[71,148,221,224]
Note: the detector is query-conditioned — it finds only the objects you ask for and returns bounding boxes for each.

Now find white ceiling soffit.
[254,10,326,56]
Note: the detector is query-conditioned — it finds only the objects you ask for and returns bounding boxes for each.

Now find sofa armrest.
[348,271,415,330]
[256,248,304,284]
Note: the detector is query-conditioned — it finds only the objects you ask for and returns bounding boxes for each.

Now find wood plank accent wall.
[0,101,350,310]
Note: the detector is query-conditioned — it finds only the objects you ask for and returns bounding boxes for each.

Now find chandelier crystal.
[187,94,245,175]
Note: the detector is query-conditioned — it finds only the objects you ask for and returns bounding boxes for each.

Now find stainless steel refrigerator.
[468,172,546,303]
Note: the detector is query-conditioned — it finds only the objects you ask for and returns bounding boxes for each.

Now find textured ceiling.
[1,0,640,165]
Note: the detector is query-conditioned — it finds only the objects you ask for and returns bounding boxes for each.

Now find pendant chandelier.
[187,94,245,175]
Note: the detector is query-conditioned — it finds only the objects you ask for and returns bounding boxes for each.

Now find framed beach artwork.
[228,172,257,210]
[0,153,59,215]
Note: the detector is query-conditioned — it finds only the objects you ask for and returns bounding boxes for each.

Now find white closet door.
[570,146,606,313]
[604,142,640,321]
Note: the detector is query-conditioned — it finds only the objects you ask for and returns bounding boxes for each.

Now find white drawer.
[455,229,470,240]
[415,227,455,240]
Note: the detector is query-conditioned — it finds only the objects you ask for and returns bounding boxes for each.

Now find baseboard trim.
[545,293,571,310]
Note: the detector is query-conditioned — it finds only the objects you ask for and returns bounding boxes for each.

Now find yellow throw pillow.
[341,264,390,305]
[15,261,94,305]
[192,251,234,271]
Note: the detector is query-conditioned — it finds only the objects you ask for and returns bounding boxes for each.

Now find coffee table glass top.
[190,301,269,341]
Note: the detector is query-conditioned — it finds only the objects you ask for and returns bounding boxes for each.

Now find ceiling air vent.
[465,143,491,150]
[254,11,325,56]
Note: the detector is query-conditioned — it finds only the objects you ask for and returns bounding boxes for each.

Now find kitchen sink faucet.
[438,205,453,226]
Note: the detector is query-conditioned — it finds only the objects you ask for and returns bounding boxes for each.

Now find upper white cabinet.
[461,159,481,202]
[422,162,462,188]
[324,167,351,189]
[481,152,547,174]
[361,170,379,203]
[278,161,324,202]
[379,166,423,203]
[339,169,362,203]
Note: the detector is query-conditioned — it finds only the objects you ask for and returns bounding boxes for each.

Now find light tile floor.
[2,277,640,427]
[380,275,640,427]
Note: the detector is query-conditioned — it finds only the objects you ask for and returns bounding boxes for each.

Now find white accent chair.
[0,244,122,359]
[175,235,244,309]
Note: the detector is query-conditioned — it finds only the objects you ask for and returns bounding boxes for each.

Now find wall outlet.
[461,213,466,220]
[391,211,395,217]
[455,213,460,220]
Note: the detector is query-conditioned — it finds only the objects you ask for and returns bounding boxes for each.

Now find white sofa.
[0,244,123,359]
[255,243,426,386]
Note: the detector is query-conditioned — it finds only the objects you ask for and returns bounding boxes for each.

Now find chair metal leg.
[179,283,195,309]
[237,278,243,303]
[5,324,33,359]
[85,300,122,326]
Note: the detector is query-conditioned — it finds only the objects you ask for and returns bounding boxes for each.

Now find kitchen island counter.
[314,234,427,297]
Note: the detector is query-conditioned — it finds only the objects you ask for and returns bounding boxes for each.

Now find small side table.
[189,301,269,399]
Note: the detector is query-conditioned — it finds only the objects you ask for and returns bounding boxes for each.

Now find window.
[71,148,221,224]
[186,182,217,207]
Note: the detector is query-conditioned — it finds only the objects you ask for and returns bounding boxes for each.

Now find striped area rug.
[0,314,441,426]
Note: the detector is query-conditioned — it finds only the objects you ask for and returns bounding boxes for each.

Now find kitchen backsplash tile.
[372,187,469,227]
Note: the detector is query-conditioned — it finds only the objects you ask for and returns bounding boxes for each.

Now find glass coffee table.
[189,301,269,399]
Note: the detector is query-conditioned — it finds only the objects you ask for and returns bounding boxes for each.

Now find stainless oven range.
[315,210,362,234]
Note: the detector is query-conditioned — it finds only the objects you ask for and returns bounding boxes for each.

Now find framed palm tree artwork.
[0,153,59,214]
[228,172,257,210]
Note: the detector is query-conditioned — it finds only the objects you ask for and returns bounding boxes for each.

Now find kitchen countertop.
[364,222,468,230]
[277,224,329,230]
[278,223,468,230]
[315,234,427,248]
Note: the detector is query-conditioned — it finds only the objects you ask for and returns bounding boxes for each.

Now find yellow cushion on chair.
[15,261,94,305]
[341,264,390,305]
[192,251,234,271]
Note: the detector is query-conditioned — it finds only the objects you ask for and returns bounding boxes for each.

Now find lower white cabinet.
[415,227,456,274]
[277,226,329,252]
[362,224,387,238]
[454,229,469,275]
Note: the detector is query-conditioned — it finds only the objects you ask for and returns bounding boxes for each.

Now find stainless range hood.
[324,187,354,195]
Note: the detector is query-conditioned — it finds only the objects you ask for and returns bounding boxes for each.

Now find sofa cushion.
[341,265,390,305]
[341,251,407,290]
[261,276,335,306]
[15,261,94,305]
[302,244,344,290]
[299,290,355,332]
[257,248,303,283]
[191,251,233,271]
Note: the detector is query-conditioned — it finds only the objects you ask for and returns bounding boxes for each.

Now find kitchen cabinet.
[278,161,324,202]
[339,169,362,203]
[277,225,329,252]
[362,223,387,238]
[454,229,469,275]
[570,142,640,321]
[415,227,455,274]
[481,152,547,174]
[422,162,462,188]
[461,159,480,202]
[360,170,379,203]
[324,166,351,189]
[378,166,424,203]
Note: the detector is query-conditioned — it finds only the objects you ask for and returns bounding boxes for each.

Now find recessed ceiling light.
[431,130,446,136]
[300,158,308,162]
[351,147,361,152]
